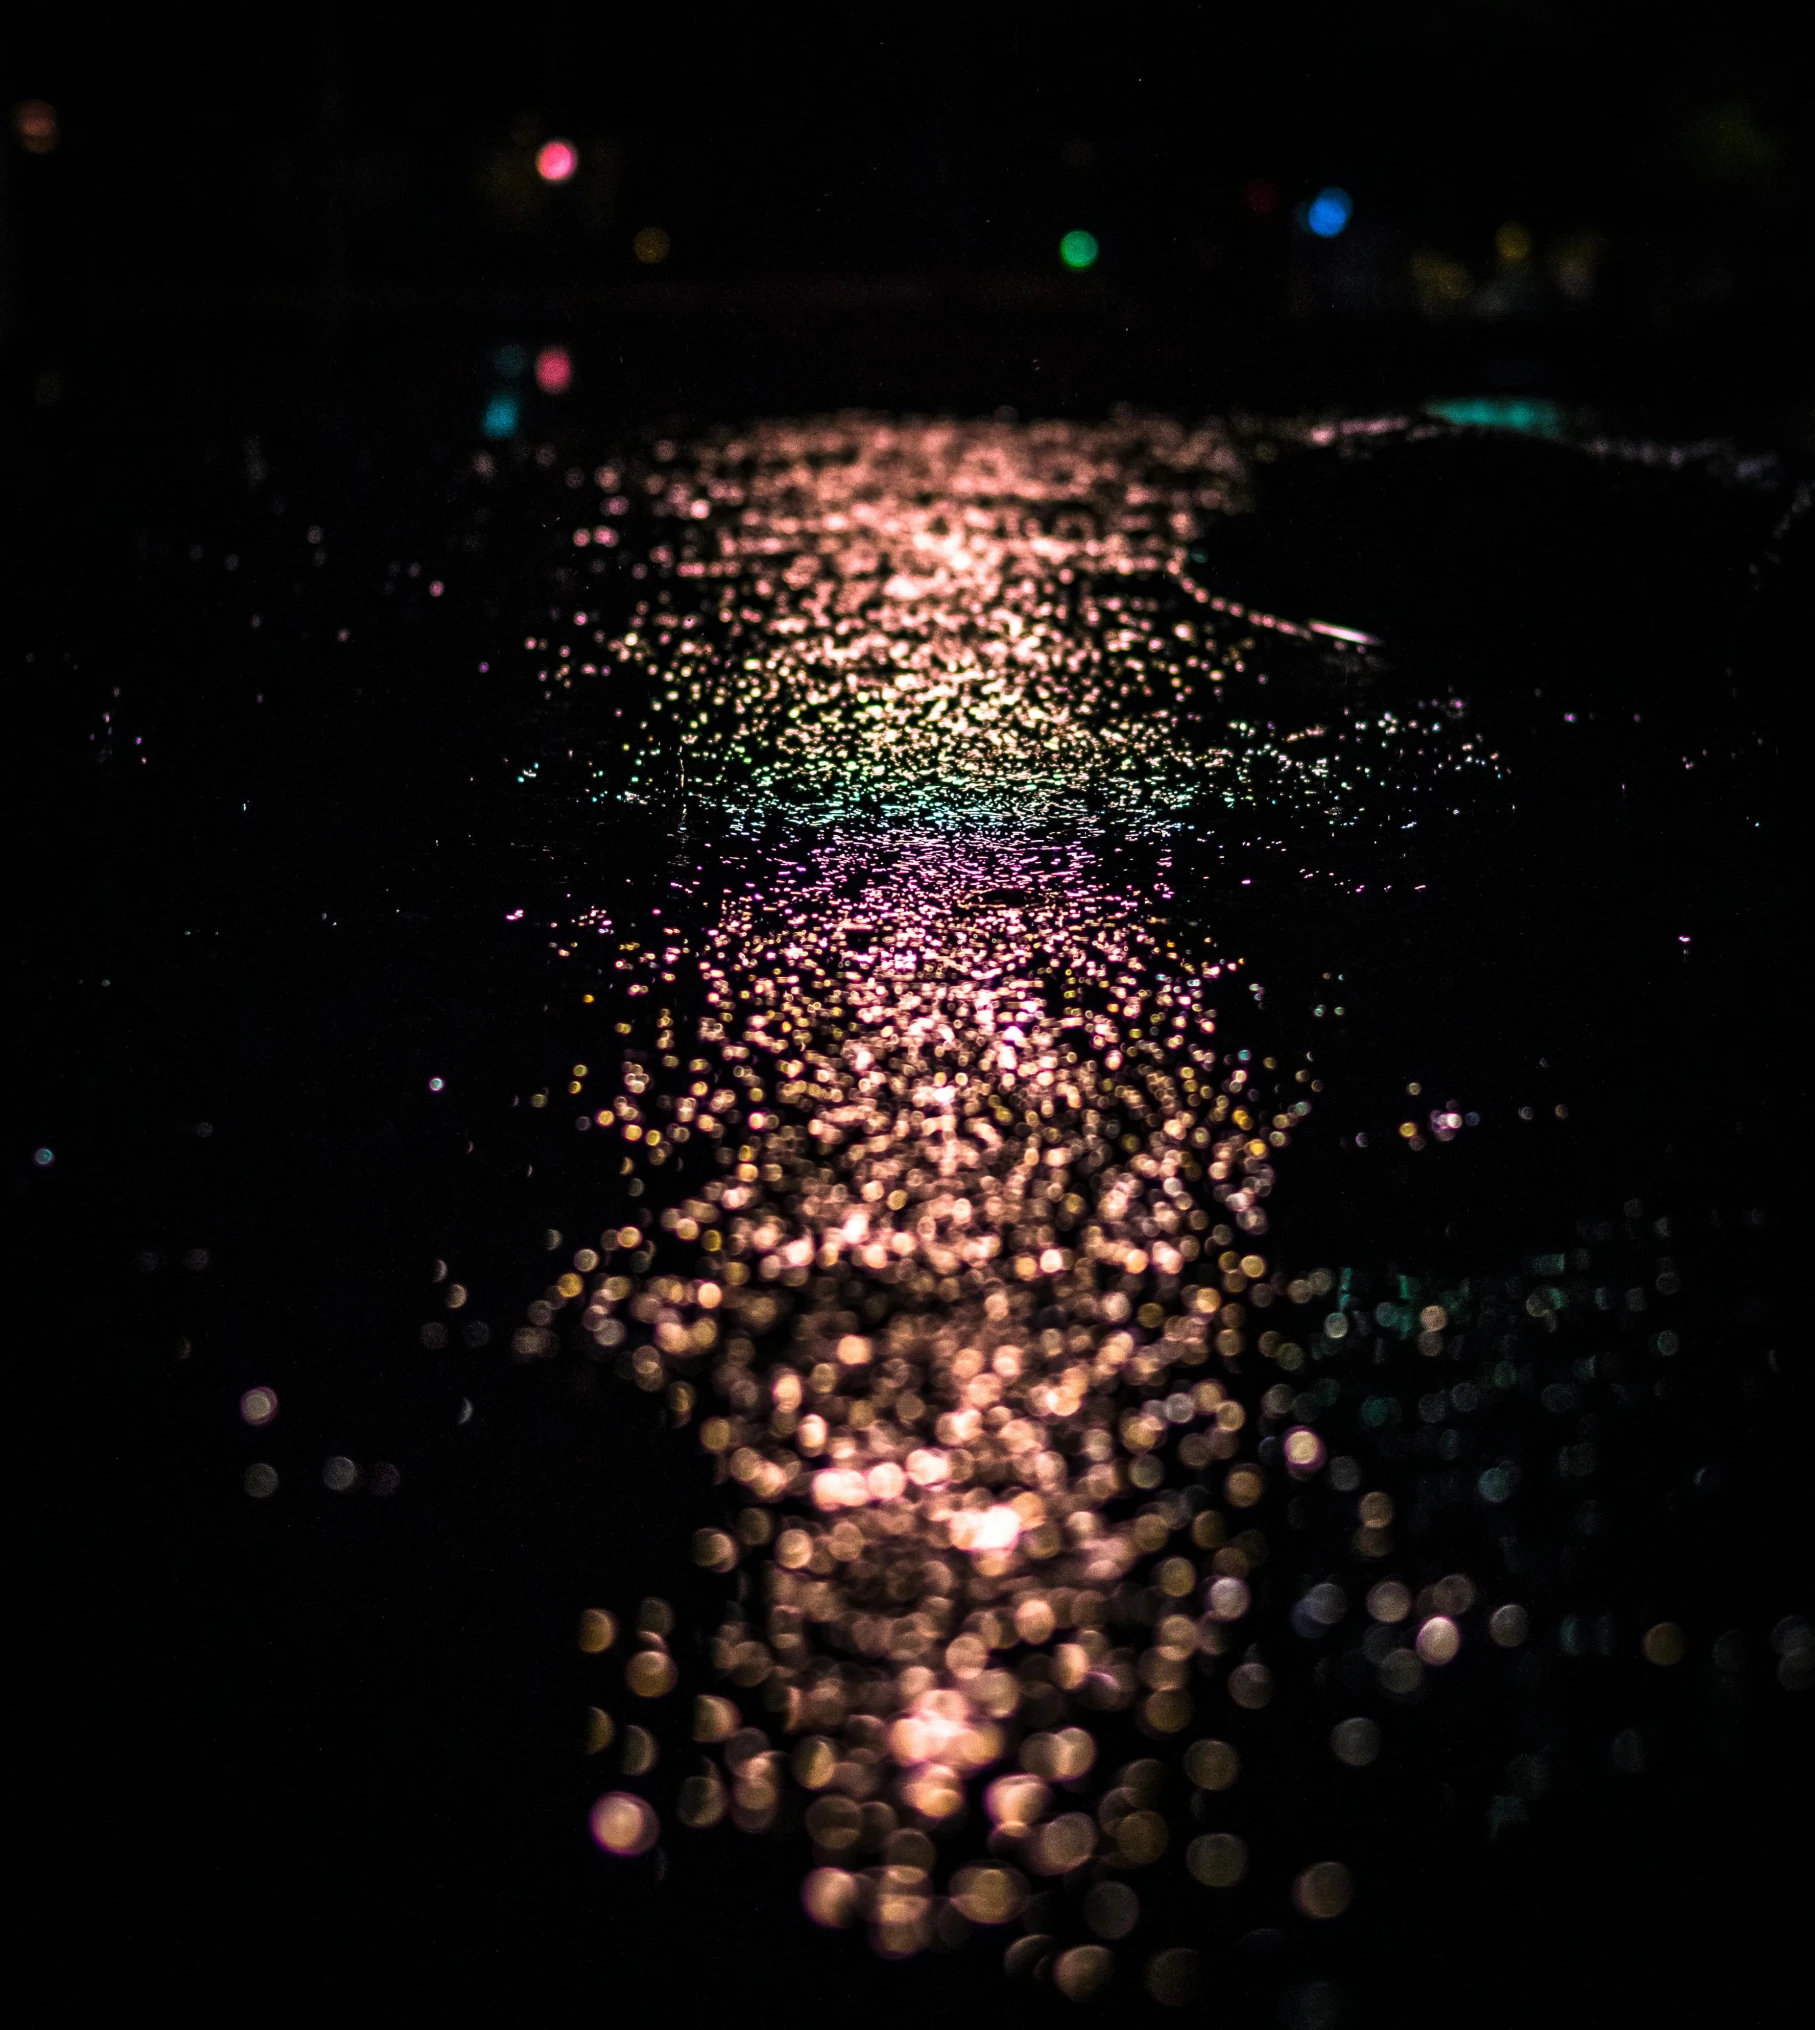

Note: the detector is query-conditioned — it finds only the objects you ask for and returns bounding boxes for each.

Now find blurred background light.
[534,344,572,393]
[482,392,521,438]
[240,1386,279,1426]
[495,342,528,378]
[14,99,59,153]
[1305,187,1353,237]
[535,138,578,183]
[1425,395,1564,436]
[1412,246,1474,310]
[9,27,1804,426]
[1059,229,1099,270]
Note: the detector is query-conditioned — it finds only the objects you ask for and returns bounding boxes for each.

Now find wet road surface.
[30,404,1805,2019]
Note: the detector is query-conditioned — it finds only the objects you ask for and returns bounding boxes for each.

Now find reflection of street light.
[535,138,578,183]
[950,1504,1022,1553]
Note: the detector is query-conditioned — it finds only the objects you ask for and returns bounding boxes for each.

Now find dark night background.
[9,8,1809,2020]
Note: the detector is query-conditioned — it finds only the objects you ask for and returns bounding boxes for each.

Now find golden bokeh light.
[1292,1859,1354,1919]
[1054,1944,1114,2000]
[577,1607,617,1653]
[1186,1832,1248,1887]
[590,1790,658,1856]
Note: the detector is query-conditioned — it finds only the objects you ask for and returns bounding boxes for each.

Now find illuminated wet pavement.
[482,419,1802,1998]
[52,405,1805,2016]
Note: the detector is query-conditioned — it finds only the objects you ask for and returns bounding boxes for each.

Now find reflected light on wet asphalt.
[213,410,1793,2001]
[389,414,1777,1992]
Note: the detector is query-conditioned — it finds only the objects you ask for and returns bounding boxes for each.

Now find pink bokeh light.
[535,139,578,183]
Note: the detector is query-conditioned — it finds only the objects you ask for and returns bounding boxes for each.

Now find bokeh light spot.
[590,1791,658,1856]
[536,139,578,183]
[1304,187,1353,237]
[803,1866,862,1927]
[1184,1739,1240,1791]
[1059,229,1099,270]
[1642,1621,1687,1666]
[1145,1947,1200,2005]
[1293,1860,1354,1918]
[240,1386,278,1427]
[578,1608,618,1653]
[1187,1832,1248,1887]
[14,101,58,153]
[1083,1880,1139,1938]
[1054,1944,1114,2000]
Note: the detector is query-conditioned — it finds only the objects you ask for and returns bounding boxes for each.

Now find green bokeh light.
[1059,229,1099,271]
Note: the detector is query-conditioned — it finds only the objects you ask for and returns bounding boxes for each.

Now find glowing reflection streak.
[543,419,1490,1957]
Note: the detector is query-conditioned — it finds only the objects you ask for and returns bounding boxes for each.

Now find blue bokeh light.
[1305,187,1353,238]
[482,392,521,439]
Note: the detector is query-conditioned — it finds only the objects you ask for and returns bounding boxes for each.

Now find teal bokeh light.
[482,393,521,439]
[1425,395,1565,438]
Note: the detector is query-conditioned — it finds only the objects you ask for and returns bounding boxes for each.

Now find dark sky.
[12,9,1806,299]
